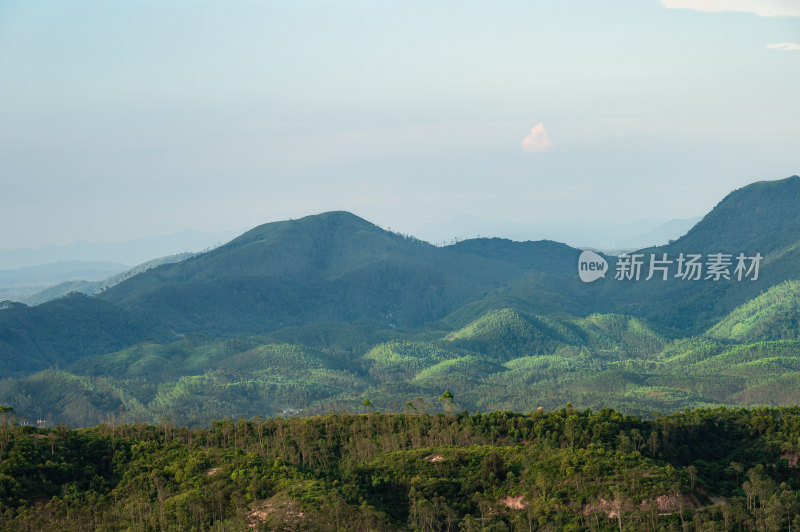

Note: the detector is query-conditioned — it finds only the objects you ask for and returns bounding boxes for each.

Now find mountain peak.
[227,211,379,246]
[669,175,800,254]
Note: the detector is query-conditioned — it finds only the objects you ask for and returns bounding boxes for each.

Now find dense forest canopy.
[2,406,800,530]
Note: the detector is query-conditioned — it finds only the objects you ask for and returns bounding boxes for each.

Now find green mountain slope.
[445,308,576,360]
[447,238,579,276]
[705,280,800,342]
[455,176,800,333]
[365,340,460,382]
[665,176,800,254]
[97,211,534,334]
[0,293,165,377]
[575,314,668,356]
[622,175,800,330]
[4,311,800,425]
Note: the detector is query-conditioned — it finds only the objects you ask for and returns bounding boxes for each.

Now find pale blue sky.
[1,0,798,250]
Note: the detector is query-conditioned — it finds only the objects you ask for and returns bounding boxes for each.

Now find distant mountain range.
[0,228,236,302]
[0,214,698,303]
[1,175,799,426]
[0,261,129,301]
[17,252,199,306]
[415,214,702,249]
[0,216,698,302]
[0,228,237,270]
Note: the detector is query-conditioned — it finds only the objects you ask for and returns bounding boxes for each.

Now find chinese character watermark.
[612,252,761,282]
[578,251,762,283]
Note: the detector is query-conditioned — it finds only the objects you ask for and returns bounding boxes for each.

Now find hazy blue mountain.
[0,261,129,301]
[0,228,237,269]
[620,216,701,249]
[0,260,128,285]
[18,279,101,306]
[20,252,197,306]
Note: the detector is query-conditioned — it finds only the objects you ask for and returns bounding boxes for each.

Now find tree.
[648,431,659,456]
[438,391,455,414]
[730,461,744,487]
[361,399,373,414]
[687,465,698,491]
[481,451,506,486]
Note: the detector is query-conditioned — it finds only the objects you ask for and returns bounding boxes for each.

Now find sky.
[1,0,798,251]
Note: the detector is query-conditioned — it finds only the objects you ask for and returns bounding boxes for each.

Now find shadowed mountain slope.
[97,211,550,334]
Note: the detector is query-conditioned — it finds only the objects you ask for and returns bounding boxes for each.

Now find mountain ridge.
[2,176,800,388]
[95,211,545,335]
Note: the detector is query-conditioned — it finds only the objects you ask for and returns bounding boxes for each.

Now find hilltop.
[97,211,549,333]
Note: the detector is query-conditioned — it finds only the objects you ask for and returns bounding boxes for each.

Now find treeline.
[2,406,800,530]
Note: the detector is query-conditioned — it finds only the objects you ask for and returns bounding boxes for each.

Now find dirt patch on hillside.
[248,497,306,529]
[585,493,696,518]
[583,498,623,518]
[424,454,444,462]
[498,495,527,509]
[640,494,697,514]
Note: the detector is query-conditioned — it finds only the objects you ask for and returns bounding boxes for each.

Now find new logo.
[578,251,608,283]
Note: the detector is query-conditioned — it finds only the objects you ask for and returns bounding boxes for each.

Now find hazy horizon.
[2,1,798,250]
[0,212,698,253]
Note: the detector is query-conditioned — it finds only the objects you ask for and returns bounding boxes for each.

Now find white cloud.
[766,42,800,50]
[521,123,552,153]
[659,0,800,17]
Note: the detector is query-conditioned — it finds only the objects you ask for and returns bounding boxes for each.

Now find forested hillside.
[2,406,800,530]
[96,211,548,334]
[2,303,800,427]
